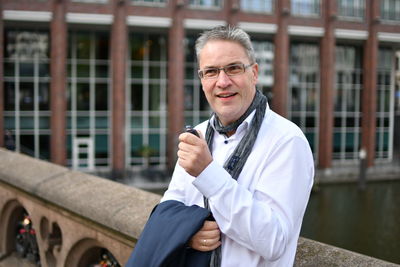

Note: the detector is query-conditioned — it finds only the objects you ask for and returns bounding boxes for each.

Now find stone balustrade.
[0,148,398,266]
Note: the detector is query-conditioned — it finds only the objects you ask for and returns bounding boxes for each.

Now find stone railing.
[0,148,398,266]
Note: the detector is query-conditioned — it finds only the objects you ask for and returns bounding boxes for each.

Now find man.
[161,25,314,266]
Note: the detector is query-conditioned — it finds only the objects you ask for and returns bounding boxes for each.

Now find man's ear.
[251,63,259,84]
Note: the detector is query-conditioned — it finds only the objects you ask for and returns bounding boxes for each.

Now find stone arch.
[0,199,25,255]
[40,217,62,266]
[65,238,121,267]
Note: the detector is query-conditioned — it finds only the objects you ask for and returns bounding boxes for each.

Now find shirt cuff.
[192,160,230,198]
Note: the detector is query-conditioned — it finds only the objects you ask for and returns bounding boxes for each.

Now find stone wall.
[0,148,398,266]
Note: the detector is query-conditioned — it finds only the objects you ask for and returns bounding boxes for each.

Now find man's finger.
[202,220,220,230]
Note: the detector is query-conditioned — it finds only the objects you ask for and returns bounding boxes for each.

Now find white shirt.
[161,104,314,267]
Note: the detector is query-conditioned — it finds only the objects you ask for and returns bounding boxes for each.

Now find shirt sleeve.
[192,135,314,261]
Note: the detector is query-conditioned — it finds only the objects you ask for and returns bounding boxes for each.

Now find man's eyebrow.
[202,62,243,69]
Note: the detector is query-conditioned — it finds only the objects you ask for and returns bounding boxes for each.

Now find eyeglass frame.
[198,63,255,80]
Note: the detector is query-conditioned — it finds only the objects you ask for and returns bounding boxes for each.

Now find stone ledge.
[0,148,161,239]
[295,237,399,266]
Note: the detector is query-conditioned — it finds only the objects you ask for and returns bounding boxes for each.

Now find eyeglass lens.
[200,64,247,79]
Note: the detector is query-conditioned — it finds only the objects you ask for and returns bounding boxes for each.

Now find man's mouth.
[217,92,237,99]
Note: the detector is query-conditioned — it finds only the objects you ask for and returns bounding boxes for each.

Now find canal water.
[300,180,400,264]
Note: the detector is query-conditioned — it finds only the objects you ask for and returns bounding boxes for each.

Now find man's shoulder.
[263,109,307,140]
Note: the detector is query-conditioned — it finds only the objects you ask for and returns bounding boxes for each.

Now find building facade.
[0,0,399,177]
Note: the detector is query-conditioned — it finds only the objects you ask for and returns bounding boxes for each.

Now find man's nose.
[215,70,232,88]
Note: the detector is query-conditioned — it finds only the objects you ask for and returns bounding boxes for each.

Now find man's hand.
[188,220,221,252]
[177,131,212,177]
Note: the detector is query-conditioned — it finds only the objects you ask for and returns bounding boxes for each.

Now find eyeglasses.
[198,63,254,79]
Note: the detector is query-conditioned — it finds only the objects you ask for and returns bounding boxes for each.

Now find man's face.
[198,40,258,126]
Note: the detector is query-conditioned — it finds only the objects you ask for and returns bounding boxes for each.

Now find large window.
[3,30,50,160]
[380,0,400,23]
[67,31,110,170]
[288,43,319,157]
[337,0,365,20]
[291,0,320,17]
[376,48,395,160]
[241,0,274,13]
[334,46,363,161]
[189,0,222,9]
[127,33,168,170]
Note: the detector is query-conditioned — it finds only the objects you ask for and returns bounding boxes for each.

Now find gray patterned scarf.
[204,89,267,267]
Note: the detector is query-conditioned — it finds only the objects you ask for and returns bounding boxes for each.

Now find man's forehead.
[199,40,249,66]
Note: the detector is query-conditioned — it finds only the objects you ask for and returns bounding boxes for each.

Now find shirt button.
[224,140,228,144]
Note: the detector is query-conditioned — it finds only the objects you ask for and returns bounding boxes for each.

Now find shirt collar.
[209,109,257,136]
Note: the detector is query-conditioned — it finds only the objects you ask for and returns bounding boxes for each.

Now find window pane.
[95,83,108,110]
[96,33,109,60]
[131,117,143,128]
[5,31,49,59]
[149,116,160,128]
[189,0,222,8]
[130,35,145,61]
[76,116,90,129]
[20,135,35,157]
[337,0,365,20]
[291,0,320,16]
[20,117,34,129]
[95,134,108,158]
[20,82,34,111]
[149,83,161,110]
[96,64,108,78]
[380,0,400,22]
[76,34,91,59]
[76,83,90,110]
[77,63,90,77]
[95,116,108,129]
[4,82,15,110]
[72,0,108,2]
[131,64,143,78]
[131,84,143,110]
[131,0,167,5]
[131,134,143,157]
[20,62,34,77]
[241,0,273,13]
[39,135,50,160]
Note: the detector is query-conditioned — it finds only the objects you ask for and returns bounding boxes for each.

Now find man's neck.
[225,130,236,137]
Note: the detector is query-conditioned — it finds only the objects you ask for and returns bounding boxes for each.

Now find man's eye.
[226,64,243,74]
[204,68,218,77]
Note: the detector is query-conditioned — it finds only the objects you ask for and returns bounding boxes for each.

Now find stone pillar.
[273,0,290,117]
[167,0,185,172]
[0,2,4,147]
[318,0,336,169]
[111,0,127,178]
[50,0,67,165]
[362,0,379,167]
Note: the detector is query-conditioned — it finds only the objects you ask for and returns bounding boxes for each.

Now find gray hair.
[195,25,256,64]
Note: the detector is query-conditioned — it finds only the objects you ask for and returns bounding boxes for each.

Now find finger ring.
[203,239,207,246]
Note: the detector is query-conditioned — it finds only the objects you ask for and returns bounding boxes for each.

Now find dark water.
[300,180,400,264]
